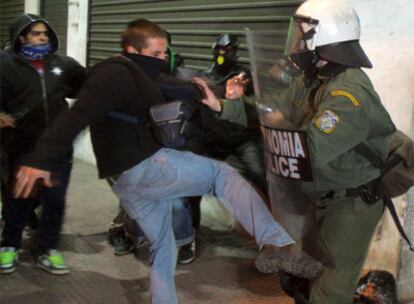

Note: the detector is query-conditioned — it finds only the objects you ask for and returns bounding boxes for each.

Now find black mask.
[289,51,319,82]
[124,52,169,79]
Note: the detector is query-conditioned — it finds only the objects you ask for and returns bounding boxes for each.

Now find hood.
[9,13,59,54]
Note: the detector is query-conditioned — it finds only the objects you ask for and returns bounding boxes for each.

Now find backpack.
[381,130,414,198]
[354,129,414,252]
[149,100,195,148]
[354,130,414,198]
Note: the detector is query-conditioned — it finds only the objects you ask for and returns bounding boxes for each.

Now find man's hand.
[192,77,222,112]
[0,112,16,128]
[225,74,249,100]
[13,166,53,198]
[263,111,285,127]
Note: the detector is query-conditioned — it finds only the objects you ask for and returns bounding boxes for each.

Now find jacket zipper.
[11,53,52,133]
[39,73,50,128]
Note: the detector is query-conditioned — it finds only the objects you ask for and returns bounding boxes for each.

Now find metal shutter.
[41,0,68,55]
[0,0,24,48]
[88,0,303,68]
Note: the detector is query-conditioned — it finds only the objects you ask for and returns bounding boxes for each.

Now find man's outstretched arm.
[14,166,53,198]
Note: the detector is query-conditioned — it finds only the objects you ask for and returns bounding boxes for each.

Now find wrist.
[213,99,223,112]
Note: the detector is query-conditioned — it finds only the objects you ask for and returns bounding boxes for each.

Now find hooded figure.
[1,13,85,152]
[0,14,85,275]
[8,13,59,55]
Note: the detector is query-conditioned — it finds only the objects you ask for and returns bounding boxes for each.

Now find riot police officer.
[250,0,396,303]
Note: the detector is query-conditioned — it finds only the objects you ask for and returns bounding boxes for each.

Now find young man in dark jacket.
[0,14,85,275]
[12,19,322,304]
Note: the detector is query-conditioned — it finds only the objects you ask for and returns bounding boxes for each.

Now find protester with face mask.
[0,14,85,275]
[105,28,197,264]
[203,34,254,97]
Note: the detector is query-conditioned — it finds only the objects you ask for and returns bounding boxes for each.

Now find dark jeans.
[1,151,72,254]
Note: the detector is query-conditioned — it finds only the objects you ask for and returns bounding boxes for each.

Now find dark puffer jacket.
[0,14,86,156]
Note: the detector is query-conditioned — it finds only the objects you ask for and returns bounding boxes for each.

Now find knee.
[217,161,239,177]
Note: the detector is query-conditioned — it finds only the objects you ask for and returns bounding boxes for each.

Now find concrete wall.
[348,2,414,302]
[65,0,97,165]
[349,0,414,133]
[24,0,40,14]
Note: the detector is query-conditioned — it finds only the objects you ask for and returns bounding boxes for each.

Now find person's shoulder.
[50,53,83,66]
[325,68,377,109]
[86,56,141,86]
[335,68,372,88]
[0,49,15,61]
[0,50,18,74]
[325,68,371,94]
[91,56,138,76]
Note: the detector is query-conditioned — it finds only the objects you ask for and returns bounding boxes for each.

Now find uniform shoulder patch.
[330,90,360,107]
[315,110,340,134]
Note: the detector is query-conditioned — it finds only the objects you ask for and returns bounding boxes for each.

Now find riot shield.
[246,29,334,267]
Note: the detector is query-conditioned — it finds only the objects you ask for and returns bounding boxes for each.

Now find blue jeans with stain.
[112,148,294,304]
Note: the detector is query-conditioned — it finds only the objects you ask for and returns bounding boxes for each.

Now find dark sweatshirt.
[0,14,85,156]
[24,54,166,178]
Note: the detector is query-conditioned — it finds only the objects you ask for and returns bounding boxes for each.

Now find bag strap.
[353,142,386,170]
[353,142,414,252]
[107,111,139,125]
[383,195,414,252]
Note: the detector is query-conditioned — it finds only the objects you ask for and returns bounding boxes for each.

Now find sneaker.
[255,245,323,279]
[178,241,196,265]
[0,247,18,274]
[37,249,69,275]
[108,228,134,256]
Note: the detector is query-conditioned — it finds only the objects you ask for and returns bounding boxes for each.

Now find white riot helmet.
[285,0,372,71]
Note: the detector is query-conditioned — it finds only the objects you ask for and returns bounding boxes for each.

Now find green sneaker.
[0,247,19,274]
[37,249,69,275]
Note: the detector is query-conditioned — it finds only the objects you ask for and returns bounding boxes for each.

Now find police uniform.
[282,66,395,303]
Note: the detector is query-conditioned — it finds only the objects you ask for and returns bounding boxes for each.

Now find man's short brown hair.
[121,19,167,51]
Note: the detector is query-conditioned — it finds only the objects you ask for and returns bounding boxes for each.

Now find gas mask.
[212,34,239,71]
[213,45,237,71]
[285,16,320,78]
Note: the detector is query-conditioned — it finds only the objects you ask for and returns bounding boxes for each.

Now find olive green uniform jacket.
[279,68,395,191]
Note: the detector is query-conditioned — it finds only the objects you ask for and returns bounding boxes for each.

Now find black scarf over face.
[123,52,168,79]
[123,52,201,102]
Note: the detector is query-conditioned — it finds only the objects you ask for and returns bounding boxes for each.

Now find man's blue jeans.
[112,148,294,304]
[130,199,194,247]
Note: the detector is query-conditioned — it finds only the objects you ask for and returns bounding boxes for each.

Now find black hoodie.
[0,14,86,156]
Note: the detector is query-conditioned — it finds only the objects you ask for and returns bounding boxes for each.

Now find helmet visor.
[285,16,319,56]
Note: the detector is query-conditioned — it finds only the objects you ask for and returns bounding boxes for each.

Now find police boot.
[255,244,323,279]
[279,271,311,304]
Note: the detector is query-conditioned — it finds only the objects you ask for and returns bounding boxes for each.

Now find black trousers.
[1,152,72,254]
